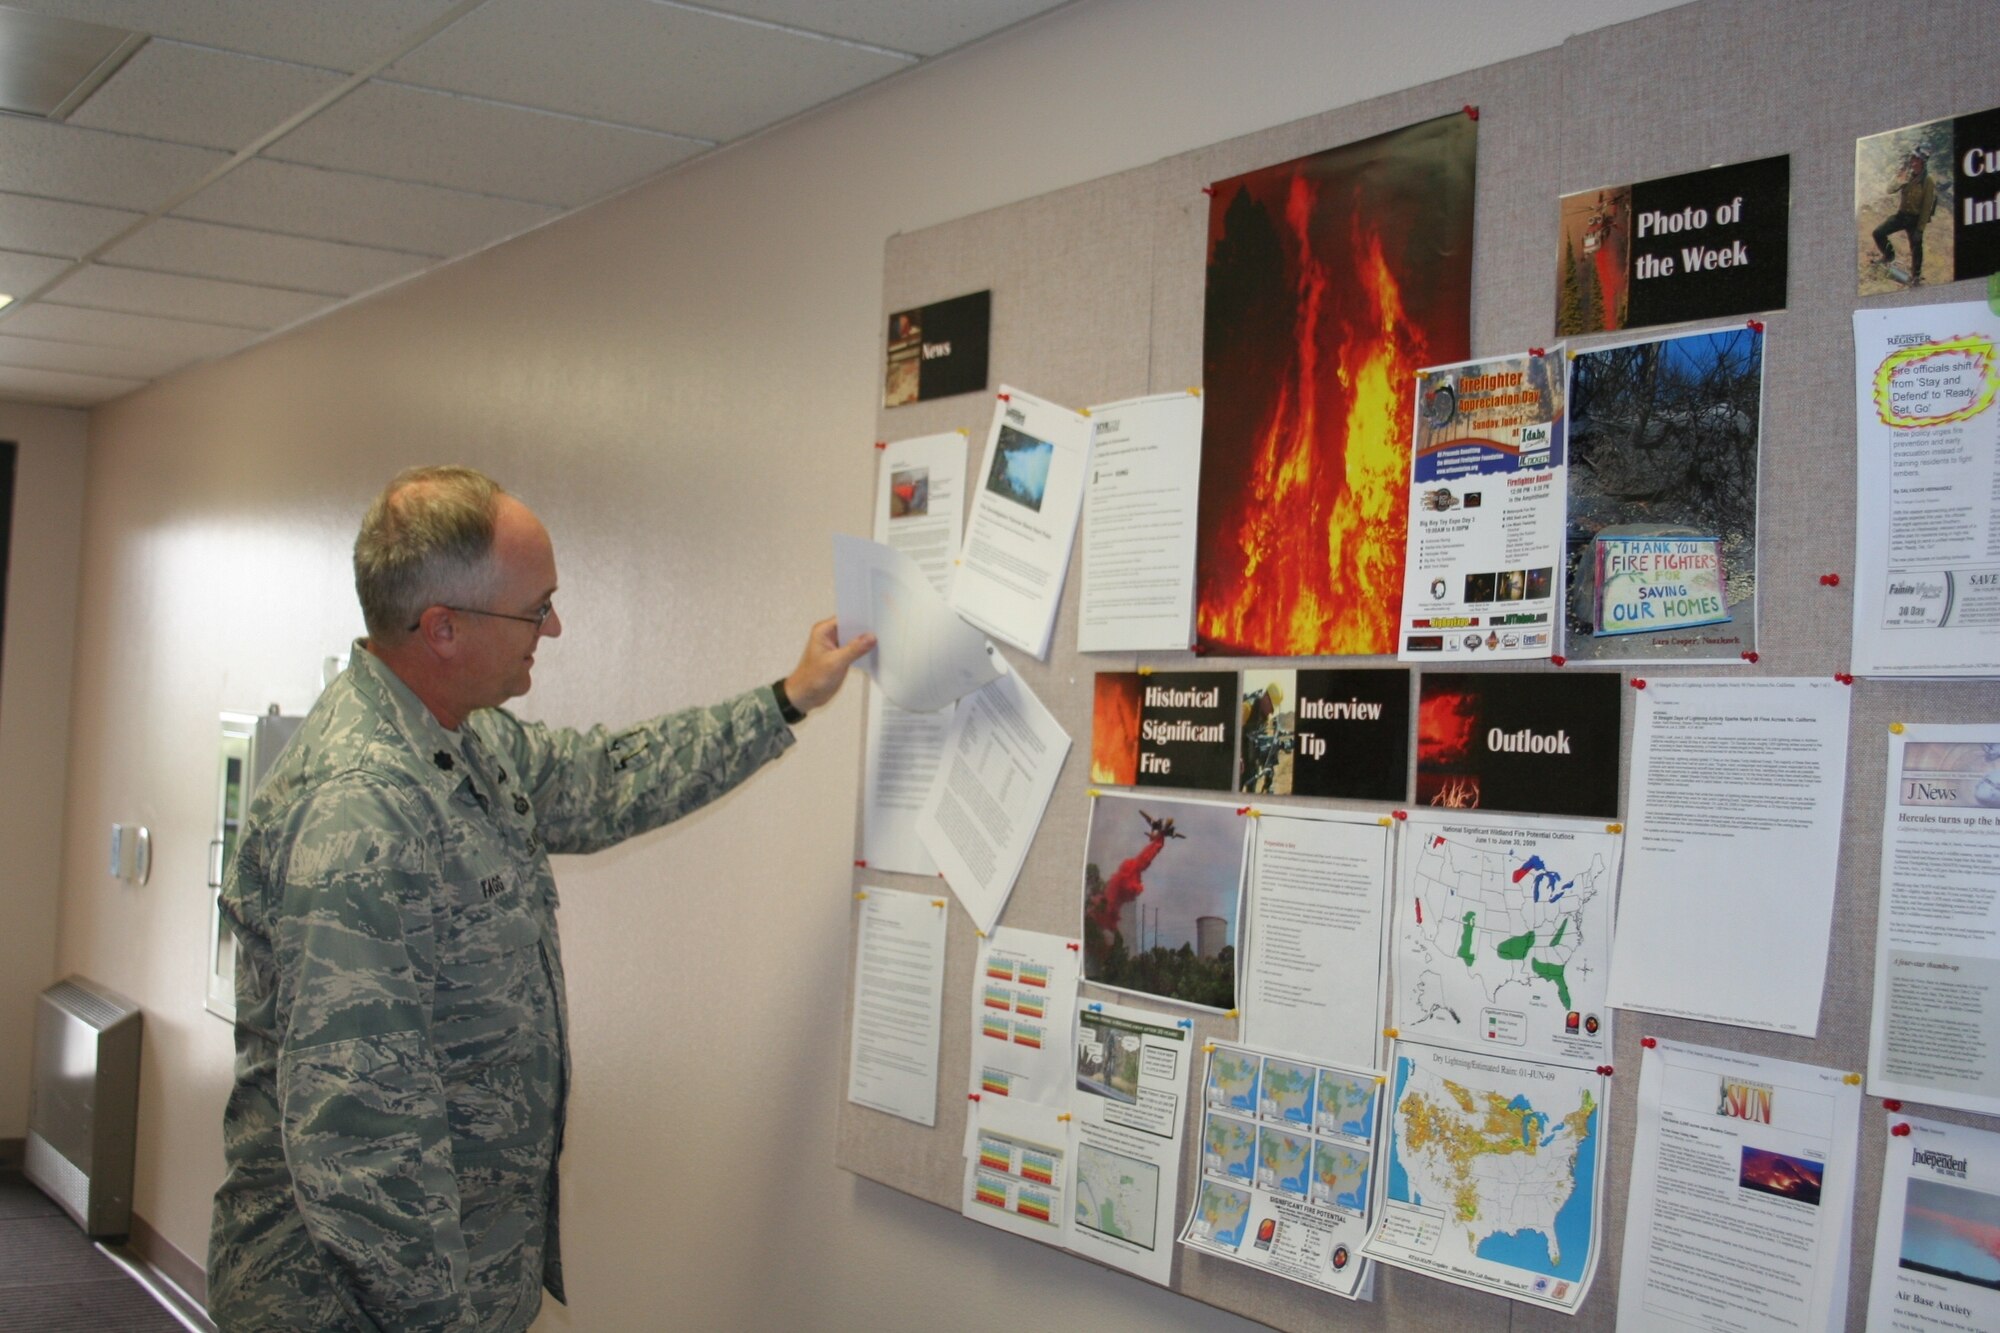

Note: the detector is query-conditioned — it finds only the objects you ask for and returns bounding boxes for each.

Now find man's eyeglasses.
[408,602,555,633]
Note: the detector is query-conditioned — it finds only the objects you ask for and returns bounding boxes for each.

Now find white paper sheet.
[1852,302,2000,676]
[950,385,1092,659]
[858,694,946,875]
[1605,678,1852,1036]
[1240,812,1392,1071]
[857,440,971,875]
[875,431,969,594]
[833,534,1002,712]
[1066,1000,1193,1285]
[963,1097,1073,1245]
[1868,723,2000,1116]
[1865,1112,2000,1332]
[1363,1037,1606,1313]
[1398,348,1567,662]
[845,887,948,1126]
[1179,1042,1381,1298]
[1077,391,1202,652]
[964,926,1082,1154]
[1618,1038,1858,1333]
[917,670,1070,934]
[1389,810,1622,1068]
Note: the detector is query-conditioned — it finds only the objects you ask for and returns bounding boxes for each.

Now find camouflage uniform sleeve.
[272,773,480,1332]
[485,686,795,856]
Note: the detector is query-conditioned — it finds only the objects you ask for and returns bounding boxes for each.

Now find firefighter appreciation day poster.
[1555,155,1790,337]
[1196,112,1476,657]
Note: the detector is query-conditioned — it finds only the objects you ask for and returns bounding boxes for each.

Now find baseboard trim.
[0,1136,22,1171]
[129,1208,208,1311]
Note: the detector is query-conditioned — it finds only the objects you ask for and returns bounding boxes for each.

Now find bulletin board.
[838,2,2000,1327]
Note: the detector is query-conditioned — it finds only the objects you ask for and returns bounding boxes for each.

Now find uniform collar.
[345,639,480,796]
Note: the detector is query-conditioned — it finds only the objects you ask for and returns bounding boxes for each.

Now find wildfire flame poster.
[1196,112,1476,657]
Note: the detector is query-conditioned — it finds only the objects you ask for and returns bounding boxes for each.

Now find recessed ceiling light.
[0,4,145,120]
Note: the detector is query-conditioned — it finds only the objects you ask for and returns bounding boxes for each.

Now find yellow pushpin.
[1844,1072,1863,1085]
[1137,665,1154,675]
[1226,1009,1240,1020]
[1087,787,1103,798]
[1056,1113,1072,1123]
[1374,1075,1388,1086]
[853,890,868,900]
[957,427,969,436]
[1187,386,1202,397]
[975,928,987,938]
[1383,1027,1400,1039]
[1607,823,1623,834]
[1889,721,1906,734]
[1202,1043,1217,1053]
[932,899,947,909]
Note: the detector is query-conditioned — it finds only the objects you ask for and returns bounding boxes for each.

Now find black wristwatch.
[771,677,806,725]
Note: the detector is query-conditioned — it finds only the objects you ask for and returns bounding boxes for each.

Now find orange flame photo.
[1196,113,1475,656]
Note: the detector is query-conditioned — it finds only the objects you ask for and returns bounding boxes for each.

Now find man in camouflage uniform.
[208,466,870,1330]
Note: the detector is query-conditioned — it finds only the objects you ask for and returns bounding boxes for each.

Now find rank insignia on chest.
[480,874,505,899]
[514,794,530,815]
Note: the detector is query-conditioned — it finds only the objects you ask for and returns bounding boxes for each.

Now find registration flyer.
[1399,347,1567,662]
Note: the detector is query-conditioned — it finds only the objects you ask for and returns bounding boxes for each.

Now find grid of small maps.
[1183,1043,1383,1297]
[976,953,1054,1096]
[972,1127,1066,1233]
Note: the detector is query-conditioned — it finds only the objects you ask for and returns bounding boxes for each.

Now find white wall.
[54,1,1685,1325]
[0,400,87,1142]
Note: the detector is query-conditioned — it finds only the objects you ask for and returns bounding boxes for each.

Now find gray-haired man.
[209,466,870,1330]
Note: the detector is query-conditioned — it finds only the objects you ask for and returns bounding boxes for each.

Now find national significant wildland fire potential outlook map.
[1363,1038,1608,1311]
[1392,810,1623,1067]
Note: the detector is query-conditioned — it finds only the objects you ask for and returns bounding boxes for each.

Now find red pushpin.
[1883,1099,1903,1111]
[1640,1037,1657,1049]
[1836,672,1855,685]
[1891,1123,1912,1137]
[1747,319,1765,333]
[1201,185,1216,197]
[1632,678,1647,689]
[1528,347,1545,359]
[1550,655,1567,667]
[1462,104,1479,120]
[1741,651,1759,663]
[1820,573,1842,587]
[1596,1065,1615,1076]
[1392,810,1408,821]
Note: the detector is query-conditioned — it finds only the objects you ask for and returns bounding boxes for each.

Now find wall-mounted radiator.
[25,976,142,1238]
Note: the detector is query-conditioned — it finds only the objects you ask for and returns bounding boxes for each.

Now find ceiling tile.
[697,0,1070,57]
[0,361,145,406]
[0,250,74,296]
[0,330,196,379]
[0,192,142,258]
[44,264,332,328]
[174,157,559,254]
[67,39,347,150]
[3,1,467,72]
[0,116,229,210]
[103,217,430,295]
[269,80,703,207]
[0,300,257,357]
[385,0,909,140]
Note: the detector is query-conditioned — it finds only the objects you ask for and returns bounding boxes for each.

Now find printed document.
[964,927,1080,1152]
[1619,1038,1859,1333]
[1179,1041,1381,1298]
[950,385,1092,658]
[1364,1037,1605,1312]
[1077,391,1202,652]
[1852,302,2000,676]
[858,442,969,875]
[1869,723,2000,1117]
[1865,1112,2000,1332]
[1606,678,1852,1036]
[1066,1000,1192,1285]
[1390,810,1622,1068]
[845,888,947,1126]
[833,534,1001,712]
[917,670,1069,934]
[1240,812,1392,1070]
